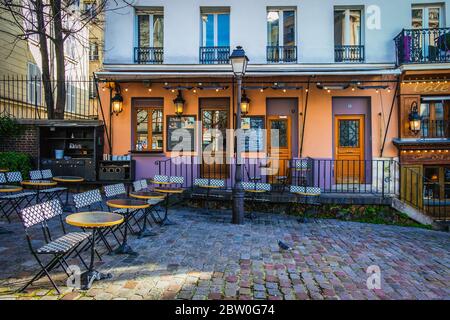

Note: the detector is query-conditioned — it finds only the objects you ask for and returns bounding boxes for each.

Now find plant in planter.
[0,152,31,179]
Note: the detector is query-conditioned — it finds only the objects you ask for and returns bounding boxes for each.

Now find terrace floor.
[0,207,449,300]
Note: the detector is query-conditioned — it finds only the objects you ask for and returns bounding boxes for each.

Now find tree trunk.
[51,0,65,119]
[35,0,54,119]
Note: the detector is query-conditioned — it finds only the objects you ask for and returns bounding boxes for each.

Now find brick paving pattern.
[0,207,448,300]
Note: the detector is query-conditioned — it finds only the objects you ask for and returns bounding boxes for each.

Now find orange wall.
[99,76,399,159]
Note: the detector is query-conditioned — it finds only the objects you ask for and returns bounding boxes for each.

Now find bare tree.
[0,0,112,119]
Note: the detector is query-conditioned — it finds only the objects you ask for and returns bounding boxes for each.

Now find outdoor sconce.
[241,92,250,115]
[111,89,123,116]
[173,90,185,116]
[408,101,421,134]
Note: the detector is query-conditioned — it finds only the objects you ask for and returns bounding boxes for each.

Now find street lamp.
[409,101,421,134]
[230,46,249,225]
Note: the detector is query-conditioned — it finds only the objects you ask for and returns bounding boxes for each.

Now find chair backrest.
[29,170,43,180]
[169,176,184,184]
[290,185,321,195]
[0,173,6,184]
[194,178,224,187]
[153,175,170,183]
[20,202,46,229]
[6,171,23,183]
[241,182,271,191]
[133,179,148,192]
[41,169,53,179]
[73,189,103,209]
[39,200,64,220]
[104,183,126,198]
[294,159,309,169]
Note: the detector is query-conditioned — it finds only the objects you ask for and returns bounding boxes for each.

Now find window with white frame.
[412,4,443,29]
[136,9,164,48]
[334,8,362,47]
[27,62,42,106]
[65,83,77,113]
[200,8,230,47]
[267,8,296,48]
[89,41,99,61]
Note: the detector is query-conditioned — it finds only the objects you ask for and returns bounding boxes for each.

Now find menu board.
[167,116,196,151]
[241,116,265,152]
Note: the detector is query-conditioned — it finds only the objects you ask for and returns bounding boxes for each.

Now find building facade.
[97,0,450,218]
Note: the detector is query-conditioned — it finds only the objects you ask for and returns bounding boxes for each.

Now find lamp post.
[230,46,249,225]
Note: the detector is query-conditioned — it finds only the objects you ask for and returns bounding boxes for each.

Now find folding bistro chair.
[73,189,121,253]
[104,183,142,234]
[0,172,35,222]
[192,178,226,209]
[133,179,165,225]
[133,179,149,192]
[242,182,272,219]
[37,169,68,202]
[18,200,91,294]
[289,185,321,222]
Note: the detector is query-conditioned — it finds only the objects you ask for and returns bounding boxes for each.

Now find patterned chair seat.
[37,232,91,254]
[193,178,225,188]
[289,185,321,195]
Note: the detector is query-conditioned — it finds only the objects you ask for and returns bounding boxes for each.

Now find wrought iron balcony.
[266,46,297,63]
[199,47,230,64]
[394,28,450,65]
[334,45,365,63]
[134,47,164,64]
[420,120,450,138]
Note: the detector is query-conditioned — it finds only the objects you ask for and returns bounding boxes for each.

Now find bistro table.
[53,176,84,210]
[0,168,8,173]
[66,211,123,290]
[20,180,57,203]
[129,191,165,237]
[106,199,150,255]
[152,187,184,226]
[0,185,23,193]
[290,187,321,223]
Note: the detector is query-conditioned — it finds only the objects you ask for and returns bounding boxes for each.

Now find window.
[420,98,449,138]
[334,8,362,46]
[137,10,164,48]
[424,166,450,200]
[27,62,42,106]
[134,103,163,151]
[241,116,265,152]
[83,1,97,19]
[65,83,77,113]
[167,116,196,151]
[89,42,99,61]
[200,9,230,47]
[267,9,296,48]
[412,4,443,29]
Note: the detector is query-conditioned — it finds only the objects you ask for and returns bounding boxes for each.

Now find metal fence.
[0,75,99,120]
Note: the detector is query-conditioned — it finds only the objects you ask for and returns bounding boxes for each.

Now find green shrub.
[0,152,32,179]
[0,115,24,137]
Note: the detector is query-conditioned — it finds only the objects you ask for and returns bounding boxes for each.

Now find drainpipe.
[380,79,400,158]
[299,78,311,158]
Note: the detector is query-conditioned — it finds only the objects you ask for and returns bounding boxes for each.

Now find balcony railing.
[394,28,450,65]
[134,47,164,64]
[334,45,365,62]
[266,46,297,63]
[199,47,230,64]
[420,120,450,138]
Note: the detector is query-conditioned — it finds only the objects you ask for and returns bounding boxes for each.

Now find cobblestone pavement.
[0,206,449,300]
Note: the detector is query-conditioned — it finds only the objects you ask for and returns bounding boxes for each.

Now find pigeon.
[278,240,292,251]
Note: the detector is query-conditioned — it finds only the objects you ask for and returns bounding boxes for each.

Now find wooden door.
[401,165,423,209]
[267,116,291,182]
[334,115,365,184]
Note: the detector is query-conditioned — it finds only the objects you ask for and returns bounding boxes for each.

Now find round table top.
[0,185,23,193]
[197,185,221,189]
[150,180,174,185]
[129,191,166,200]
[0,169,8,173]
[106,198,150,209]
[66,211,124,228]
[21,180,58,187]
[291,191,321,197]
[244,189,267,193]
[53,176,85,183]
[153,187,184,194]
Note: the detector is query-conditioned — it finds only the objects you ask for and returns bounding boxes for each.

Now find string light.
[282,89,286,93]
[124,88,128,92]
[193,89,197,93]
[148,88,152,92]
[260,88,264,92]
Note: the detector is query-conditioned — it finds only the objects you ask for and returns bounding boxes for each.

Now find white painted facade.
[103,0,450,66]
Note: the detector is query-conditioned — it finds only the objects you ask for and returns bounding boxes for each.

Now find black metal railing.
[0,75,99,120]
[134,47,164,64]
[334,45,365,62]
[199,47,230,64]
[420,119,450,138]
[266,46,297,63]
[394,28,450,65]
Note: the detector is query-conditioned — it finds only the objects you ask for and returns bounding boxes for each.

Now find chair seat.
[37,232,91,254]
[148,199,163,206]
[41,187,67,193]
[0,192,35,199]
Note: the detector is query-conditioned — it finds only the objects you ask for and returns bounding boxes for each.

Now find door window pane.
[339,120,359,147]
[217,14,230,46]
[283,10,295,46]
[334,10,345,46]
[349,10,361,45]
[153,15,164,47]
[271,120,288,148]
[138,15,150,47]
[412,8,423,28]
[136,109,149,150]
[267,11,280,46]
[428,7,440,28]
[202,110,228,151]
[201,14,215,47]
